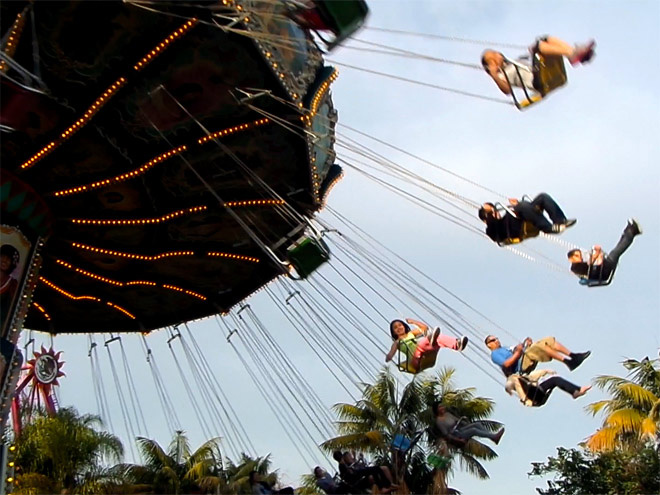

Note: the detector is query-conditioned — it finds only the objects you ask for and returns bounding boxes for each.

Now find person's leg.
[606,223,637,265]
[456,423,499,442]
[537,36,574,57]
[531,193,568,224]
[513,200,553,232]
[539,376,579,396]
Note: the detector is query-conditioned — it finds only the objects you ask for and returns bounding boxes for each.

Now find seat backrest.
[498,221,540,245]
[314,0,369,50]
[533,54,568,96]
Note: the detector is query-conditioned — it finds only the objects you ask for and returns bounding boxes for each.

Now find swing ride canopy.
[1,0,343,334]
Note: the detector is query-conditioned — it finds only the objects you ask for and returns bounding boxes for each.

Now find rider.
[567,219,642,286]
[505,369,591,407]
[482,35,595,96]
[478,193,576,245]
[484,335,590,376]
[385,318,468,371]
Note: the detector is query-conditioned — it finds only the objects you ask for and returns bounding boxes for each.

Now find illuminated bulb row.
[162,284,207,300]
[225,199,284,207]
[20,142,56,169]
[71,206,207,225]
[56,259,123,286]
[72,242,194,260]
[321,170,344,208]
[55,115,265,197]
[207,252,260,263]
[19,20,196,171]
[106,301,136,319]
[0,12,25,72]
[198,118,269,144]
[19,78,127,170]
[40,276,135,319]
[32,301,51,321]
[61,78,127,139]
[56,259,208,301]
[39,276,100,301]
[310,69,339,116]
[134,19,197,71]
[54,145,187,196]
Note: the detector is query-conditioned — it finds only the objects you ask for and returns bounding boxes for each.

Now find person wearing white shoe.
[505,369,592,407]
[567,218,642,287]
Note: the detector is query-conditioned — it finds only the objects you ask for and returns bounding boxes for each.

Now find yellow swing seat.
[498,221,540,246]
[510,54,567,110]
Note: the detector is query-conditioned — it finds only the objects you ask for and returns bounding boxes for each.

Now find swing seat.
[286,236,330,278]
[312,0,369,50]
[533,54,568,96]
[392,434,412,452]
[511,54,567,110]
[498,221,540,246]
[397,348,438,374]
[427,454,450,470]
[581,270,615,288]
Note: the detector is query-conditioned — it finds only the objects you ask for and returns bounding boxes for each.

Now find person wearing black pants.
[505,369,591,407]
[568,218,642,286]
[478,192,576,244]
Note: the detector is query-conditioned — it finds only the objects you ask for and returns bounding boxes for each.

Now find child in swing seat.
[385,318,468,371]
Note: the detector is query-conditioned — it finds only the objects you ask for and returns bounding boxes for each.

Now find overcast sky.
[26,1,659,494]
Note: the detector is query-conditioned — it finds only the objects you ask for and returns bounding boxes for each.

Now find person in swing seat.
[385,318,468,371]
[484,335,591,376]
[482,35,595,96]
[478,193,576,245]
[567,218,642,286]
[433,402,505,446]
[505,369,591,407]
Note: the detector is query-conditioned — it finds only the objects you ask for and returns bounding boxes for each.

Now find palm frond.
[455,452,489,479]
[586,426,618,452]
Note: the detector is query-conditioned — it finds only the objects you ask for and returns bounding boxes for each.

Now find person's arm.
[502,344,524,369]
[385,341,399,362]
[591,246,604,265]
[406,318,428,332]
[487,62,512,95]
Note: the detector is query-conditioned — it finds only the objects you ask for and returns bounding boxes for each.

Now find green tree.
[320,367,500,494]
[585,357,660,451]
[11,407,124,494]
[529,446,660,495]
[121,430,223,494]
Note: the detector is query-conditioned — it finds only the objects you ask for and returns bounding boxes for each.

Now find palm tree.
[321,367,500,494]
[585,357,660,452]
[121,430,224,494]
[219,453,286,495]
[11,406,124,494]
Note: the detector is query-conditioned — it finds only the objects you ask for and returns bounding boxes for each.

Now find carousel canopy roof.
[0,1,340,333]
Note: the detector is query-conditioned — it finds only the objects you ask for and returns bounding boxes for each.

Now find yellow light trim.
[106,301,136,319]
[0,11,25,72]
[71,242,259,264]
[224,199,285,207]
[40,276,100,301]
[162,284,207,300]
[53,145,187,197]
[19,78,127,170]
[72,242,195,260]
[198,118,270,144]
[133,19,197,71]
[32,301,51,321]
[56,259,124,286]
[55,259,208,301]
[70,205,207,225]
[207,252,260,263]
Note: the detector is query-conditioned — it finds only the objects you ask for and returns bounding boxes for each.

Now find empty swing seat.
[287,236,330,278]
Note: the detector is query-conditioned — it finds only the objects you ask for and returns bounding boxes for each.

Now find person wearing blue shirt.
[484,335,590,377]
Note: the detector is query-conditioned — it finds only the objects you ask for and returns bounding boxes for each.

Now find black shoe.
[563,218,577,228]
[627,218,642,236]
[566,351,591,371]
[458,336,468,351]
[430,326,442,346]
